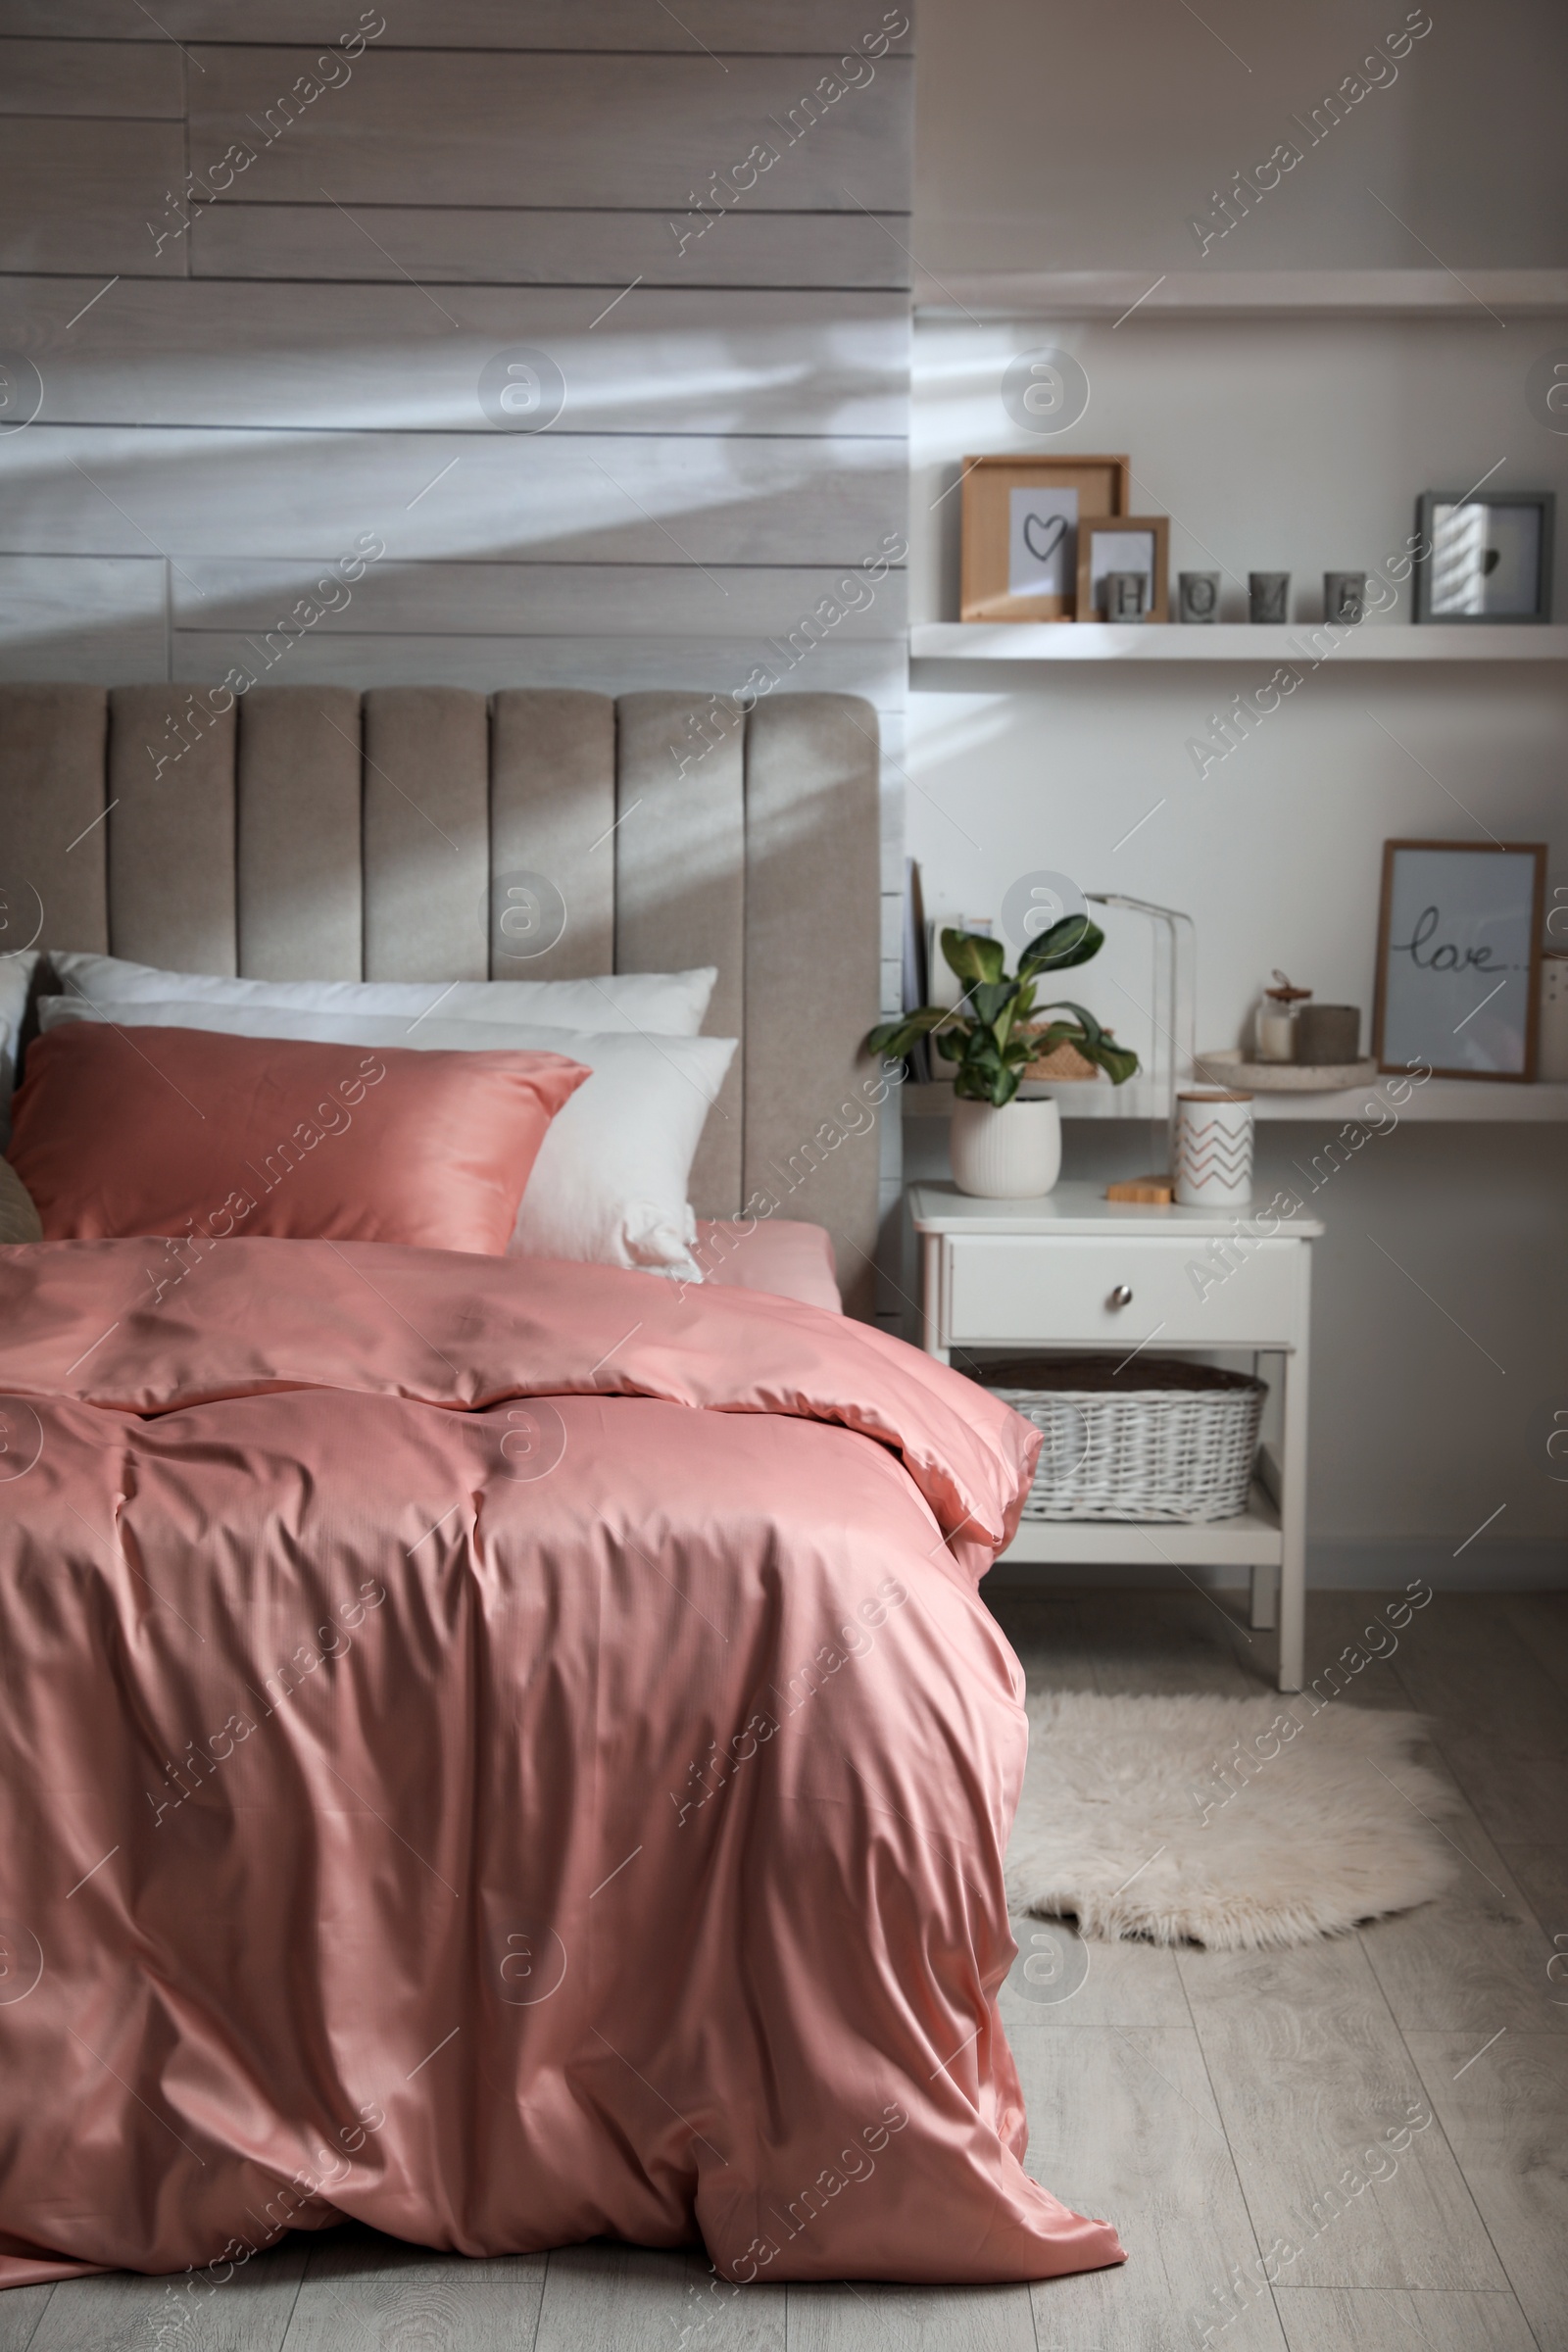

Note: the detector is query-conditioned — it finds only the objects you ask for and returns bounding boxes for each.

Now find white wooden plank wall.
[0,0,913,1309]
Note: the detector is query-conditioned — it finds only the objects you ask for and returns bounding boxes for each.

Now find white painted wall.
[0,1,916,1316]
[915,0,1568,275]
[906,0,1568,1573]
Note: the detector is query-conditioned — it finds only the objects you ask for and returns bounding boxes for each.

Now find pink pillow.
[8,1023,588,1255]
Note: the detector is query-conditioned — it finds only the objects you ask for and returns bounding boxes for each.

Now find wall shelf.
[912,269,1568,319]
[911,623,1568,663]
[902,1079,1568,1124]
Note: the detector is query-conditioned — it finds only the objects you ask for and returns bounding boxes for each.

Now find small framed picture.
[959,454,1129,621]
[1077,515,1170,623]
[1373,839,1546,1080]
[1414,490,1555,623]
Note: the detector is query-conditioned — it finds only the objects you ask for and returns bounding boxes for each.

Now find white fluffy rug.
[1005,1690,1459,1949]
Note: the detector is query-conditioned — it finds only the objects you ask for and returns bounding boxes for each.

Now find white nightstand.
[910,1182,1323,1691]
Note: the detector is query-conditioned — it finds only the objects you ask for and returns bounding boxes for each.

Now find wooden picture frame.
[959,454,1129,622]
[1372,838,1546,1081]
[1414,490,1555,623]
[1076,515,1170,623]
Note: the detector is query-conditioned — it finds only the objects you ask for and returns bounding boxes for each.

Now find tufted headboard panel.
[0,682,882,1316]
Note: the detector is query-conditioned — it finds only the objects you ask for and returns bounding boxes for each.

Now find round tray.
[1196,1048,1379,1093]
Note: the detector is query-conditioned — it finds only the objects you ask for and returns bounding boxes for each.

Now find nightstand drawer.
[943,1235,1303,1347]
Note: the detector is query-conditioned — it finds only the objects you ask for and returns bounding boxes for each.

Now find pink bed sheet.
[0,1238,1125,2293]
[695,1217,842,1311]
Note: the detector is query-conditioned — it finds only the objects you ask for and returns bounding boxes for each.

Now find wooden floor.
[6,1590,1565,2352]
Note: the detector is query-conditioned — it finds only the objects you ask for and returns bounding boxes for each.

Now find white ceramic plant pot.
[950,1098,1062,1199]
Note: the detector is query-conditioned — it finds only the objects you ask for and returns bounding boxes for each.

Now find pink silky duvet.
[0,1238,1125,2290]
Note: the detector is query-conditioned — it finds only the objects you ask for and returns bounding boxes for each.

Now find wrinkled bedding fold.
[0,1239,1125,2290]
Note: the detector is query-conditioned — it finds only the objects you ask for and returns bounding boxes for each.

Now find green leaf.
[941,928,1005,988]
[1093,1041,1141,1086]
[1022,1004,1143,1086]
[1018,914,1103,976]
[1035,998,1104,1048]
[952,1004,1028,1104]
[958,1030,1004,1075]
[971,979,1015,1034]
[863,1006,956,1057]
[958,1039,1005,1082]
[954,1059,1020,1106]
[1024,1019,1074,1057]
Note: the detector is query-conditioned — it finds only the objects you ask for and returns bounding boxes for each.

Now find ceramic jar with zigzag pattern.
[1173,1089,1254,1207]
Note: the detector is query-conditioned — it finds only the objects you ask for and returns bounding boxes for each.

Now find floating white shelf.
[913,268,1568,319]
[902,1079,1568,1124]
[910,623,1568,663]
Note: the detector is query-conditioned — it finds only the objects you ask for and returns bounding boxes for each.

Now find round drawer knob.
[1108,1284,1134,1308]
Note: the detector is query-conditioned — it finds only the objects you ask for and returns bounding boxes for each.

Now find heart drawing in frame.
[1022,511,1070,566]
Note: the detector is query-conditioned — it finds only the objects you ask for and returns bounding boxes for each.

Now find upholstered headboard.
[0,683,882,1316]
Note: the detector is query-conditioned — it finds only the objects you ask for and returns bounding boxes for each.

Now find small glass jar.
[1255,973,1310,1062]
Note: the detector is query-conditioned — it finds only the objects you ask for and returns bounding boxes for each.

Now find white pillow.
[0,951,39,1145]
[38,997,734,1280]
[48,952,715,1038]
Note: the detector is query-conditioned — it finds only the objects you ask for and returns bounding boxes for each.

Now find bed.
[0,684,1125,2291]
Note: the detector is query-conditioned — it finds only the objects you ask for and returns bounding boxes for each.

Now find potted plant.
[865,916,1139,1197]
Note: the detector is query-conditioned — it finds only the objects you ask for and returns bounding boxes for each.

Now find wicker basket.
[974,1354,1265,1522]
[1020,1032,1100,1082]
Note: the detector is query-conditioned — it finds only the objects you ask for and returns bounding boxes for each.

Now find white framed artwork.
[1373,839,1546,1079]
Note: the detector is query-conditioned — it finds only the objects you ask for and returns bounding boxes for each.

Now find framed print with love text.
[1373,839,1546,1080]
[959,455,1129,622]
